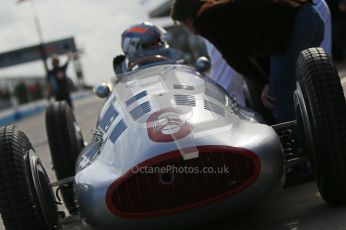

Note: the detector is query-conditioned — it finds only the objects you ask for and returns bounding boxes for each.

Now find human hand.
[261,84,276,109]
[66,50,74,61]
[113,55,126,69]
[273,0,308,7]
[46,84,52,100]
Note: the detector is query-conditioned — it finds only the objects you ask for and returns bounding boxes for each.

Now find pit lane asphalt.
[0,79,345,230]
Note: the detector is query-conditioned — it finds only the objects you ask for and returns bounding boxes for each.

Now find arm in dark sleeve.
[223,52,269,84]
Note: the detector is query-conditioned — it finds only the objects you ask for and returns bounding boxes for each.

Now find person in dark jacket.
[326,0,346,61]
[48,52,73,108]
[171,0,324,123]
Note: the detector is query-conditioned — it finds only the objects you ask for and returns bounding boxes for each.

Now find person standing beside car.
[171,0,324,123]
[205,0,330,121]
[48,52,73,108]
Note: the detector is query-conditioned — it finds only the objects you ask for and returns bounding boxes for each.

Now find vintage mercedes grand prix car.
[0,48,345,230]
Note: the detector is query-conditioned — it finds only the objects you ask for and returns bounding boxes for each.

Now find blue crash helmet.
[121,22,176,66]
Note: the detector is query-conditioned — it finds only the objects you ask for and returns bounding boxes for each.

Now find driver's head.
[121,22,169,63]
[51,55,60,67]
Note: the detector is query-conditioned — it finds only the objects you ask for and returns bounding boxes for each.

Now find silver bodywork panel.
[75,64,284,229]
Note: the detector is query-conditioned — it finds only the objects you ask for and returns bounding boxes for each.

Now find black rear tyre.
[0,126,58,230]
[295,48,346,205]
[46,102,84,213]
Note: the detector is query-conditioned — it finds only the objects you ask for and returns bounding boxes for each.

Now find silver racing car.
[0,26,345,230]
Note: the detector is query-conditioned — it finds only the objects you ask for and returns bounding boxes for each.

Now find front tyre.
[46,101,84,213]
[0,126,58,230]
[295,48,346,205]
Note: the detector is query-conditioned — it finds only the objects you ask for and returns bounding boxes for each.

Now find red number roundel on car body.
[146,108,192,143]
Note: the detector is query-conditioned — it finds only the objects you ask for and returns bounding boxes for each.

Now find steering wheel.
[128,55,171,71]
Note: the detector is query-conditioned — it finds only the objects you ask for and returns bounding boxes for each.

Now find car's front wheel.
[295,48,346,205]
[46,101,84,213]
[0,126,58,230]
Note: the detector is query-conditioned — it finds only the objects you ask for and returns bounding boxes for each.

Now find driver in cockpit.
[113,22,178,75]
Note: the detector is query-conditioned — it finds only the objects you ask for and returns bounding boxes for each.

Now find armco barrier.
[0,91,92,126]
